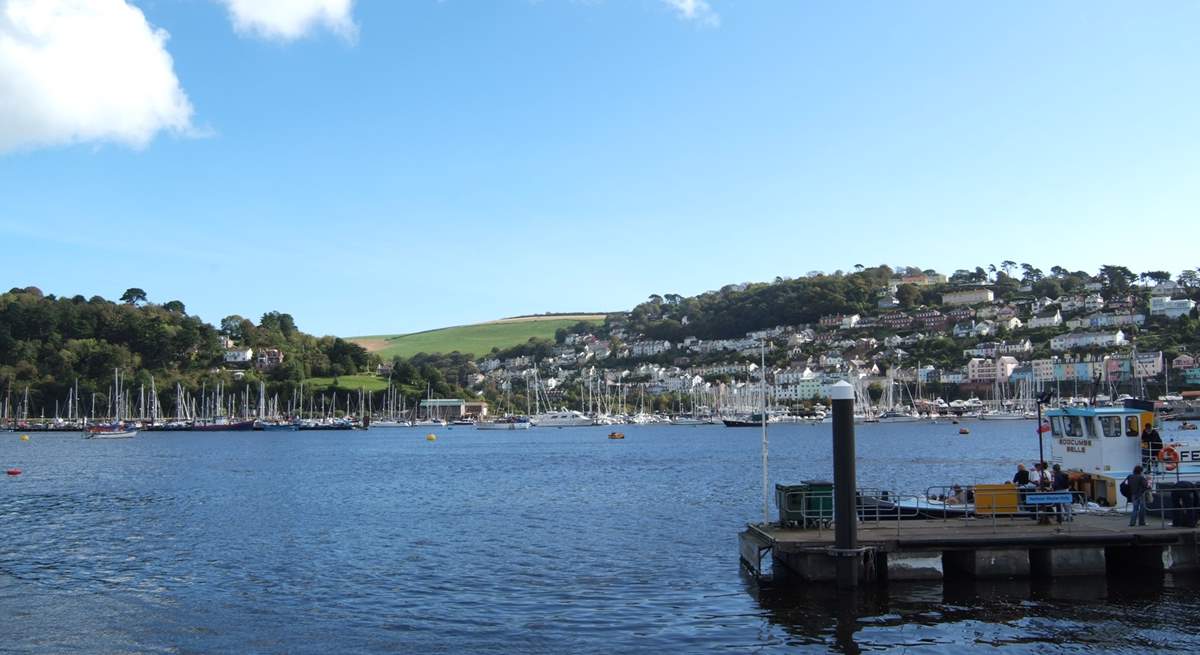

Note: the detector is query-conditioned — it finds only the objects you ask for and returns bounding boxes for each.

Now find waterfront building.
[967,356,1019,382]
[774,367,825,401]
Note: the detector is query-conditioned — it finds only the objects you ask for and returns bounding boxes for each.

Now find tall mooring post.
[829,380,859,587]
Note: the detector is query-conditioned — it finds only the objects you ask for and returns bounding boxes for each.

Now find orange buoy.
[1159,446,1182,472]
[6,468,21,476]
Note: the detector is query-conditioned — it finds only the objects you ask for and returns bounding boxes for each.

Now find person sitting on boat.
[945,484,968,505]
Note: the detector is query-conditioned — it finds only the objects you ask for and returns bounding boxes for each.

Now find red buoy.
[5,468,20,476]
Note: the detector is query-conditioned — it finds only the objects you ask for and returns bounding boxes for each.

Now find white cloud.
[0,0,193,153]
[661,0,719,26]
[217,0,357,41]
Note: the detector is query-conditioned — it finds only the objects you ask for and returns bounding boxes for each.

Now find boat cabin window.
[1050,417,1064,437]
[1064,416,1085,437]
[1125,415,1141,437]
[1100,416,1122,438]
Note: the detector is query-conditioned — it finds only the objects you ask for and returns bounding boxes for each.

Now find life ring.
[1159,446,1181,472]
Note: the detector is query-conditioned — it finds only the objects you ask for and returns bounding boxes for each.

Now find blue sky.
[2,1,1198,337]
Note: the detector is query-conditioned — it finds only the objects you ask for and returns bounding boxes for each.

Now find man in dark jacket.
[1142,423,1163,466]
[1127,465,1149,527]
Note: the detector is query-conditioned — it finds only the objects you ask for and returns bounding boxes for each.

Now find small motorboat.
[959,427,970,435]
[608,432,625,440]
[1180,422,1197,431]
[84,429,137,439]
[84,423,137,439]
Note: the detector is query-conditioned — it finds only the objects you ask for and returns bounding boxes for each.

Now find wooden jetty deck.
[741,513,1200,584]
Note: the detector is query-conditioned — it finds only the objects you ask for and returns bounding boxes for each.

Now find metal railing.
[773,482,1200,535]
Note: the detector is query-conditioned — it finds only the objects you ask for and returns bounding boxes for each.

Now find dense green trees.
[0,289,373,415]
[626,267,893,341]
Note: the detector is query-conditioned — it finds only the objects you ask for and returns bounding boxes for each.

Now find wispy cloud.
[661,0,719,26]
[216,0,357,42]
[0,0,194,154]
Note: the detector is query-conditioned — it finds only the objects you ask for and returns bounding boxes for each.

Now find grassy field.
[305,374,391,392]
[351,314,605,359]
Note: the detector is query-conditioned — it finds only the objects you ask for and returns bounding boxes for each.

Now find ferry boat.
[1045,400,1196,506]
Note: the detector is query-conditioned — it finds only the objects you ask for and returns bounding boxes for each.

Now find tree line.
[0,287,373,415]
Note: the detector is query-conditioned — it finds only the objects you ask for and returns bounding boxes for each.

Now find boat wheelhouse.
[1046,401,1196,505]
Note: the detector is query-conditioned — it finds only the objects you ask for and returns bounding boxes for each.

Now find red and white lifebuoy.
[1159,446,1181,472]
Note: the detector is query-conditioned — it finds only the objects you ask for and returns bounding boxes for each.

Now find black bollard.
[829,380,859,588]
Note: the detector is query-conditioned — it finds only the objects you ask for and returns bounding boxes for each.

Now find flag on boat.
[1037,421,1051,434]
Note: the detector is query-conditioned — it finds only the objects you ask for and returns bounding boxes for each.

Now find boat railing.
[1143,484,1200,530]
[855,488,922,527]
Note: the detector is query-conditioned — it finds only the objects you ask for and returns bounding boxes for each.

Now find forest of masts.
[1,370,402,425]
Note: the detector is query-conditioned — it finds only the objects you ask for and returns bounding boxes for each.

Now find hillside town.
[454,267,1200,418]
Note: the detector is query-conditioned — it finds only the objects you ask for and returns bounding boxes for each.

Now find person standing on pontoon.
[1052,463,1072,523]
[1127,466,1149,527]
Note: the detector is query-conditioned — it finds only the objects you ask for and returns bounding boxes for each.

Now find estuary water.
[1,422,1195,653]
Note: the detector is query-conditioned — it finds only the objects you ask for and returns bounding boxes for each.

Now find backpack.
[1120,477,1130,500]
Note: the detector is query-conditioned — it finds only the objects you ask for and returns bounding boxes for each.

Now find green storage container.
[775,482,808,526]
[804,480,834,527]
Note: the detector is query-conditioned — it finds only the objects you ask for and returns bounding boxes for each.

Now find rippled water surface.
[1,422,1195,653]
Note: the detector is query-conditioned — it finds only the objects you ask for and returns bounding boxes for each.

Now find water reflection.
[748,572,1199,652]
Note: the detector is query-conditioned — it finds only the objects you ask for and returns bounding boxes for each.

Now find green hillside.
[351,315,605,359]
[305,374,391,392]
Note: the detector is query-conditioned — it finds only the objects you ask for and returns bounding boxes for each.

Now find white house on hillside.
[1150,296,1196,319]
[1027,310,1062,329]
[1049,330,1126,352]
[224,347,253,364]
